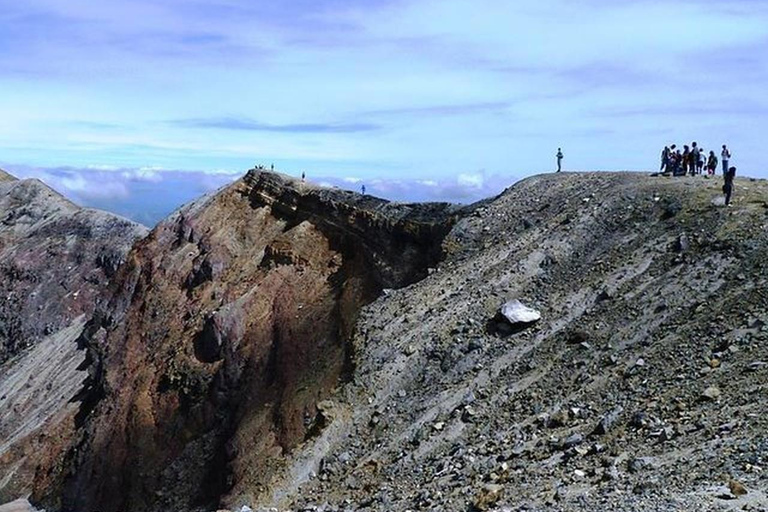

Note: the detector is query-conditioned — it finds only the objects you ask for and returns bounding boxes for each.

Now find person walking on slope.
[556,148,564,172]
[721,145,731,174]
[723,166,736,206]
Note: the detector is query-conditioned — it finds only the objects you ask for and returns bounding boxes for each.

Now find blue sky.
[1,0,767,225]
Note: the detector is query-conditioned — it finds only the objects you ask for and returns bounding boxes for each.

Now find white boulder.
[500,300,541,325]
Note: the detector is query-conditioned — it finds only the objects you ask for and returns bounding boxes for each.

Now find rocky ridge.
[0,170,147,503]
[2,169,768,512]
[32,170,461,512]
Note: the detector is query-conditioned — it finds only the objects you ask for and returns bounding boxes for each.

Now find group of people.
[660,142,738,205]
[660,142,732,177]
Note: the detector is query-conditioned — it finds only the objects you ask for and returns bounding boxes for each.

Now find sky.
[1,0,767,225]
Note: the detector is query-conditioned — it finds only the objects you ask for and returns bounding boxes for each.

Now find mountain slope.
[258,172,768,511]
[4,170,767,511]
[0,174,147,503]
[0,175,148,361]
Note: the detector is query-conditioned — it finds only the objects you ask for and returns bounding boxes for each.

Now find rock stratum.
[2,169,768,512]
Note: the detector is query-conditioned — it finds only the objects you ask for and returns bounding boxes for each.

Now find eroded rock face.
[0,174,147,362]
[0,171,147,504]
[50,171,460,512]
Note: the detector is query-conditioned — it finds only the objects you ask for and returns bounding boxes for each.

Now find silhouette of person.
[361,185,366,195]
[301,171,305,182]
[556,148,563,172]
[723,166,736,206]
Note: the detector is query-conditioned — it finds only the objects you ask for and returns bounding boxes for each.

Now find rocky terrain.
[0,169,147,503]
[0,170,147,361]
[264,172,768,512]
[2,169,767,511]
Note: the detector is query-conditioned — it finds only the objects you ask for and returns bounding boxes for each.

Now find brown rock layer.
[53,171,460,511]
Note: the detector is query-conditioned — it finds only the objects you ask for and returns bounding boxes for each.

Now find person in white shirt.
[721,145,731,174]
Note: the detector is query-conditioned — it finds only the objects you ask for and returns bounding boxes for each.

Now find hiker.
[271,163,274,171]
[721,145,731,174]
[361,185,366,195]
[691,142,700,175]
[697,148,706,174]
[682,146,691,175]
[556,148,563,172]
[723,166,736,206]
[707,151,718,175]
[301,171,305,182]
[661,146,671,172]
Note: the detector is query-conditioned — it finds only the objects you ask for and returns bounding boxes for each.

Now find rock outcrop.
[0,173,147,361]
[39,171,461,511]
[0,171,147,504]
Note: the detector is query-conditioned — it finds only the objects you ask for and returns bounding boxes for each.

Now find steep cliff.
[0,171,147,503]
[50,170,461,511]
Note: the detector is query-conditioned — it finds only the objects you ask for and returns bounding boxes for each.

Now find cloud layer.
[2,164,511,226]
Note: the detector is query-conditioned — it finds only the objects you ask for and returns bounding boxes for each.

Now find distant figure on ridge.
[723,166,736,206]
[301,171,306,182]
[271,163,274,171]
[361,185,366,195]
[556,148,563,172]
[721,145,731,174]
[660,146,671,172]
[682,145,691,175]
[690,142,700,175]
[707,151,718,175]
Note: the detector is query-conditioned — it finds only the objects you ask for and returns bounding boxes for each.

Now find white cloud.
[457,172,484,189]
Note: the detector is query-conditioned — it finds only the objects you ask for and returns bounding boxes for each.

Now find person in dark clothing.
[691,142,700,175]
[682,146,690,175]
[723,166,736,206]
[661,146,670,172]
[361,185,366,195]
[556,148,563,172]
[707,151,718,175]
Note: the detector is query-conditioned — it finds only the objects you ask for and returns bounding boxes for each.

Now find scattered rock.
[701,386,722,401]
[471,484,505,511]
[592,406,623,435]
[729,479,748,497]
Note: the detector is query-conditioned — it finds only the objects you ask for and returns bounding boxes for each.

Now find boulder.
[499,300,541,326]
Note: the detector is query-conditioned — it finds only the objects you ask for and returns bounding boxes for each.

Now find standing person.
[691,142,700,175]
[707,151,718,175]
[556,148,564,172]
[723,166,736,206]
[301,171,306,182]
[361,185,366,195]
[682,145,691,175]
[721,145,731,174]
[660,146,671,172]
